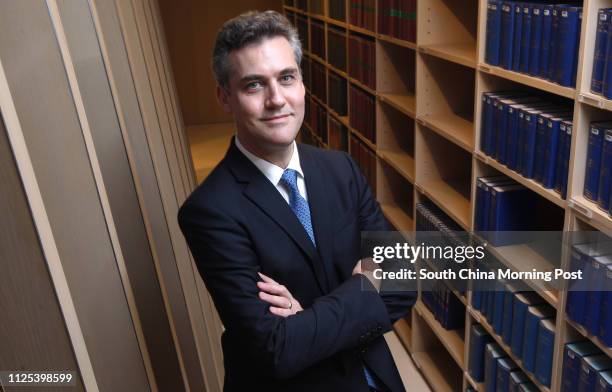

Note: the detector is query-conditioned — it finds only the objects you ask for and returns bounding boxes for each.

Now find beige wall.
[158,0,282,126]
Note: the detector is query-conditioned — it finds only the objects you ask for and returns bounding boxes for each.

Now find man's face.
[217,36,305,155]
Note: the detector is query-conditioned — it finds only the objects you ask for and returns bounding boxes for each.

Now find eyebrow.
[239,67,299,84]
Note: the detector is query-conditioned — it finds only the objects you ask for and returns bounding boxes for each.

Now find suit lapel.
[299,145,333,292]
[226,141,328,293]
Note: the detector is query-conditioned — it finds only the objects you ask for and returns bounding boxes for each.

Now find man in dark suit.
[178,10,415,391]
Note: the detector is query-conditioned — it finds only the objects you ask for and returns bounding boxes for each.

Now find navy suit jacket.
[178,140,415,391]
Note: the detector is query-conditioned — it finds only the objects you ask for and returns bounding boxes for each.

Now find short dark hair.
[212,10,302,90]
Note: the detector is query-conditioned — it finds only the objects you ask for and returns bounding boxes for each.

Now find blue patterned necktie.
[279,169,316,245]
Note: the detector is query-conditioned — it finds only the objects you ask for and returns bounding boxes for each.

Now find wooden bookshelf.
[566,316,612,358]
[464,371,485,392]
[420,43,477,69]
[284,1,612,390]
[415,300,466,370]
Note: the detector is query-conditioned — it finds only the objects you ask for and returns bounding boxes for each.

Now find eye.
[280,74,296,84]
[245,81,262,91]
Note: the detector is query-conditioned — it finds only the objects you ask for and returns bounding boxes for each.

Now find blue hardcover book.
[502,283,520,345]
[512,2,524,71]
[497,357,519,391]
[510,292,544,356]
[572,10,582,87]
[560,341,599,392]
[584,254,612,335]
[539,5,555,77]
[584,122,612,201]
[485,343,507,392]
[482,177,516,232]
[579,355,612,392]
[498,97,540,163]
[486,0,504,65]
[556,6,582,87]
[534,318,556,387]
[547,5,567,81]
[519,4,532,73]
[521,107,564,178]
[598,129,612,210]
[534,110,571,184]
[603,18,612,98]
[469,324,493,382]
[476,176,512,231]
[509,370,529,391]
[567,241,612,325]
[599,263,612,346]
[597,370,612,392]
[512,101,553,172]
[484,93,523,155]
[542,114,572,189]
[592,9,612,94]
[528,5,544,76]
[492,280,507,334]
[522,304,555,373]
[555,120,572,198]
[501,2,517,69]
[481,93,492,152]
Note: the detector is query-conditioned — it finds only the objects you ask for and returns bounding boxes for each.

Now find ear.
[216,85,232,113]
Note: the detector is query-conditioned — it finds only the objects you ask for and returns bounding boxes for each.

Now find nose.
[265,81,286,109]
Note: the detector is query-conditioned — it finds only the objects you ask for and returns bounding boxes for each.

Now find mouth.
[261,114,292,122]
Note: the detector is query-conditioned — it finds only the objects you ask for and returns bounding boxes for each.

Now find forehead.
[227,36,297,80]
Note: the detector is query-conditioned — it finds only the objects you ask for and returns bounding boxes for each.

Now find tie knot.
[280,169,299,191]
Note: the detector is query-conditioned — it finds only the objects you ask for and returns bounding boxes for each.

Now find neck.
[236,134,294,169]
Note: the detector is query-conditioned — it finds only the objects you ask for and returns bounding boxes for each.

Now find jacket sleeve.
[178,202,391,380]
[344,153,417,324]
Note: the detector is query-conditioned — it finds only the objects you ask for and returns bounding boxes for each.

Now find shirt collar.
[234,135,304,186]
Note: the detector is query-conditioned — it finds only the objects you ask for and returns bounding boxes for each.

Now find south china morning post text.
[361,231,586,292]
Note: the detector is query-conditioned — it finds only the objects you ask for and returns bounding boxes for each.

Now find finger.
[259,291,291,308]
[269,306,292,318]
[257,282,290,297]
[258,272,277,284]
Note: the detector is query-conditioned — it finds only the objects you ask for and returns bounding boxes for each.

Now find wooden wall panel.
[0,114,85,391]
[157,0,283,126]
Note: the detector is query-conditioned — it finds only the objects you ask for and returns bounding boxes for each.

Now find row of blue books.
[585,121,612,214]
[416,202,466,330]
[560,340,612,392]
[566,241,612,347]
[485,1,582,87]
[483,342,540,391]
[472,283,556,387]
[475,176,539,246]
[480,92,573,199]
[592,8,612,99]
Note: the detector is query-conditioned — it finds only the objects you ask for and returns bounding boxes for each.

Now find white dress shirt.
[235,136,308,203]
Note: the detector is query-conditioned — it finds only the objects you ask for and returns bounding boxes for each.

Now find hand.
[353,258,381,292]
[257,272,303,317]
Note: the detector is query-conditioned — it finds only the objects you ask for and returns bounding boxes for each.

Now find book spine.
[534,322,555,387]
[584,124,605,201]
[556,7,581,87]
[592,9,610,94]
[481,93,490,152]
[522,313,541,373]
[519,4,532,73]
[598,130,612,210]
[584,259,606,335]
[528,5,543,76]
[501,2,516,70]
[600,267,612,346]
[539,6,554,77]
[506,105,520,170]
[534,114,548,183]
[501,290,514,344]
[516,109,526,172]
[547,6,563,81]
[555,122,568,195]
[512,3,523,71]
[497,102,509,162]
[521,112,538,178]
[543,118,563,188]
